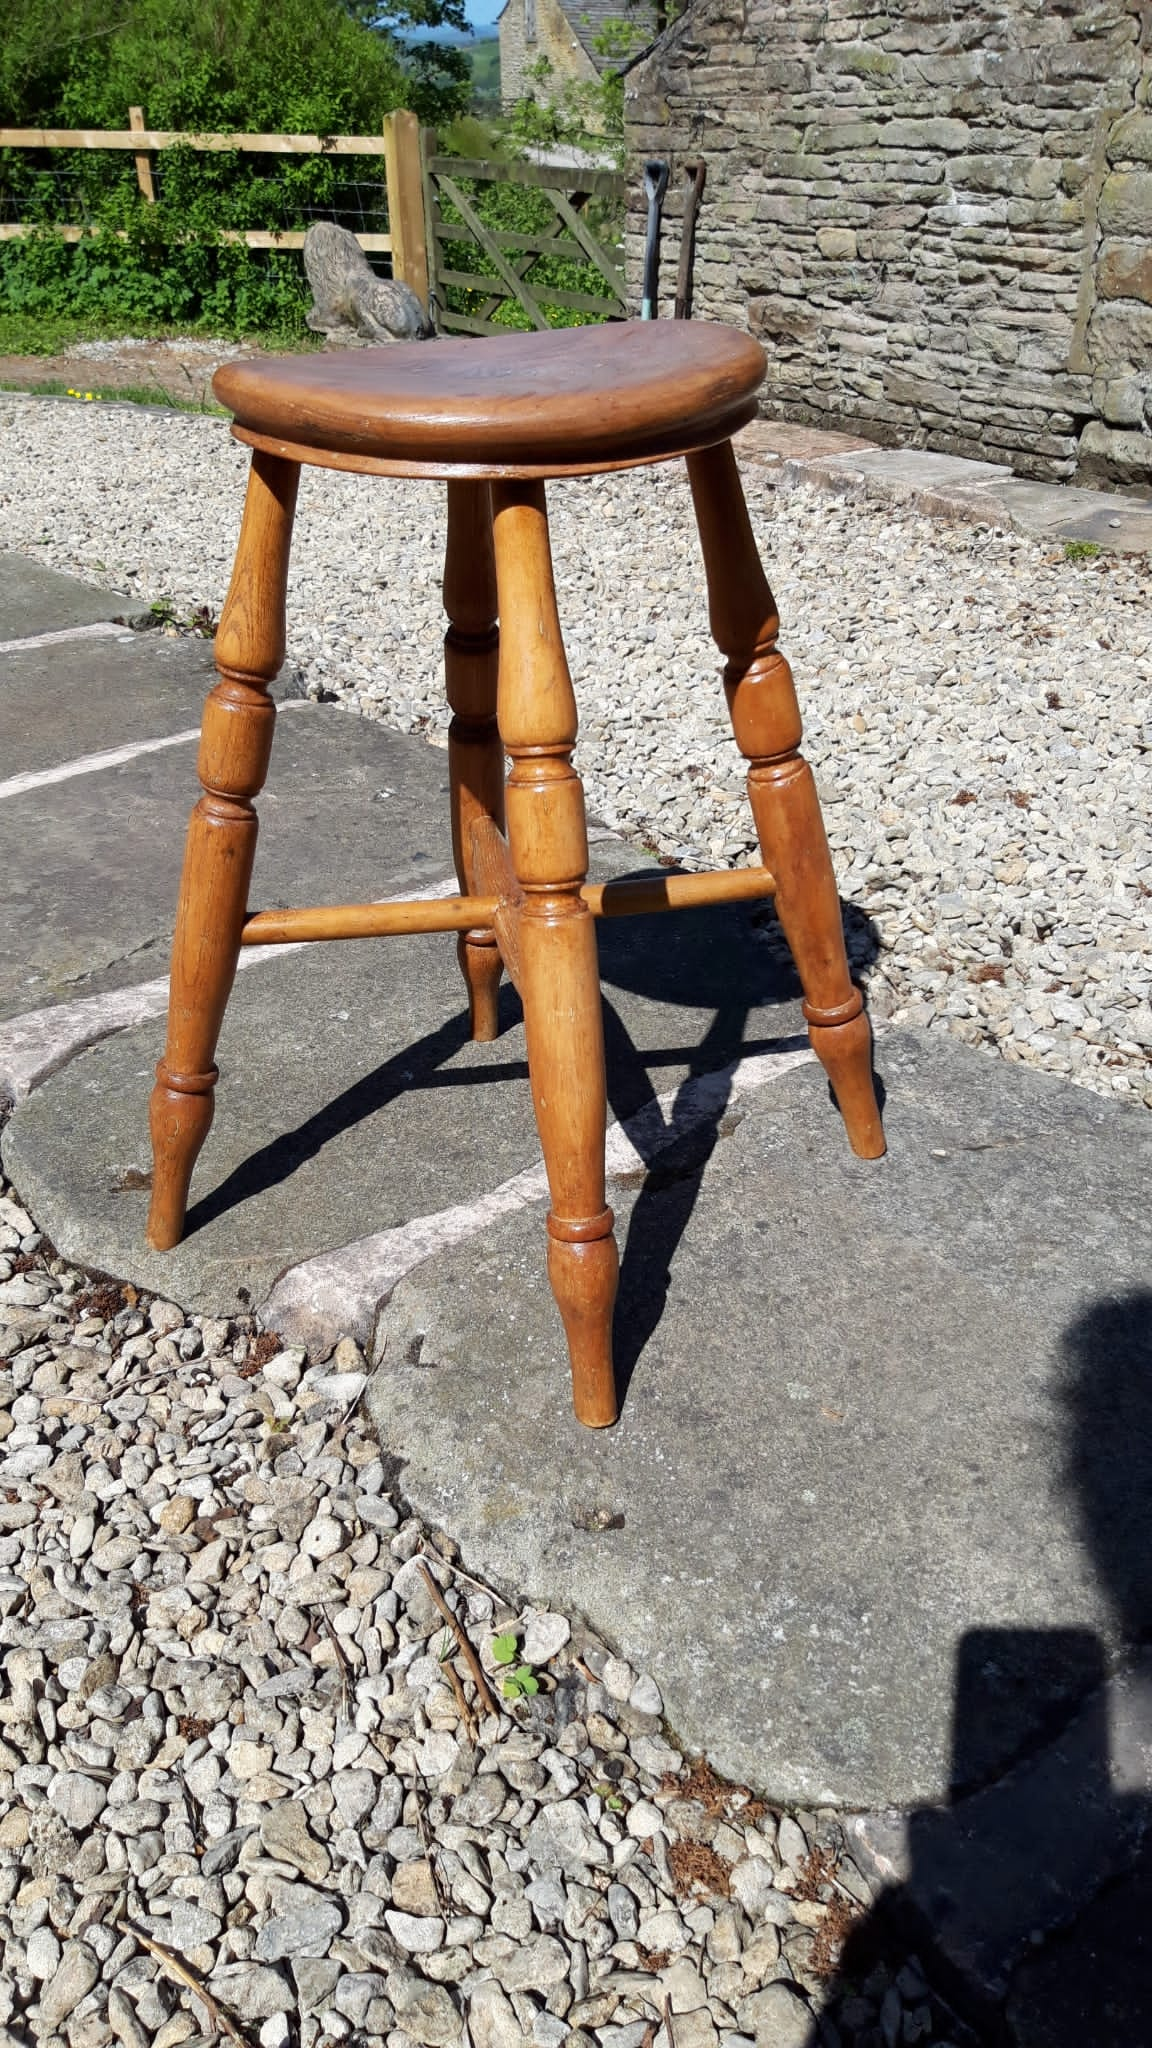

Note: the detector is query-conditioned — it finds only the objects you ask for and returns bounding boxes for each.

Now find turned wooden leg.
[491,480,619,1427]
[444,480,504,1040]
[146,451,300,1248]
[687,440,885,1159]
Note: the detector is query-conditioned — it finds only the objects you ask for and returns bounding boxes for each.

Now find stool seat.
[214,321,767,478]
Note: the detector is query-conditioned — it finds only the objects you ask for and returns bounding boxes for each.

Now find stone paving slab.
[362,1028,1152,1812]
[0,550,133,639]
[737,434,1152,551]
[0,630,221,776]
[0,699,456,1020]
[793,449,1152,551]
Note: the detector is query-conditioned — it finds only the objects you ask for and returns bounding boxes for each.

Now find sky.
[464,0,503,28]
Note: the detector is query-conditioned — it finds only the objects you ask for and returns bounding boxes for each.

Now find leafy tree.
[0,0,471,337]
[1,0,469,130]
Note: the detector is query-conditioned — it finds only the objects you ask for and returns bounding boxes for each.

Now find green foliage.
[1063,539,1102,562]
[488,1629,541,1698]
[440,114,510,161]
[2,0,461,131]
[505,55,625,164]
[0,0,470,338]
[0,311,167,353]
[501,1666,540,1700]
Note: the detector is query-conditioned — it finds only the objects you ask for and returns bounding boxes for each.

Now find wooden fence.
[0,110,628,331]
[0,109,397,253]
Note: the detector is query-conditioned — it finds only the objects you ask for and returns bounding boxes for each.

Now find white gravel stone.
[25,1925,62,1979]
[601,1656,636,1702]
[386,1911,447,1954]
[729,1857,781,1920]
[469,1980,527,2048]
[521,1611,571,1666]
[629,1674,664,1716]
[38,1942,100,2030]
[48,1771,108,1829]
[626,1799,666,1839]
[736,1982,811,2048]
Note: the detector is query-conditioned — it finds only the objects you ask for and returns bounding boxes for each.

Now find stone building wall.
[499,0,599,111]
[624,0,1152,489]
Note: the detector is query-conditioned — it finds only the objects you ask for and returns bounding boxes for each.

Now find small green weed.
[1063,540,1102,562]
[490,1631,540,1700]
[143,599,218,637]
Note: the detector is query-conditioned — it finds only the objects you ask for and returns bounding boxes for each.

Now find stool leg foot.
[455,931,503,1043]
[147,451,300,1249]
[548,1230,620,1430]
[807,1008,884,1157]
[492,480,619,1427]
[444,480,505,1041]
[687,441,885,1160]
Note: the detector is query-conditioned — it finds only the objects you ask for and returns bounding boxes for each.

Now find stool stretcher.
[238,864,778,946]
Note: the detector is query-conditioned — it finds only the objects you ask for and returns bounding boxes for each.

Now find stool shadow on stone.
[182,1005,486,1236]
[594,886,883,1406]
[808,1287,1152,2048]
[181,882,882,1383]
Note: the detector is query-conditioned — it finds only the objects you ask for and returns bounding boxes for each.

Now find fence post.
[383,110,430,311]
[421,126,441,334]
[129,106,155,203]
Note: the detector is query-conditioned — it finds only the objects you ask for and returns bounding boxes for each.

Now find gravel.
[0,1167,978,2048]
[0,397,1148,1112]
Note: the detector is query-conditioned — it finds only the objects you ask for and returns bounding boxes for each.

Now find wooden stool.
[146,322,884,1427]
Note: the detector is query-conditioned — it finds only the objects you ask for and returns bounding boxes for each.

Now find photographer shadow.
[814,1290,1152,2047]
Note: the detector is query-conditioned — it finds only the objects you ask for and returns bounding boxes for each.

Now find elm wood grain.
[687,439,885,1161]
[214,322,765,477]
[443,481,505,1041]
[146,450,300,1251]
[491,479,619,1429]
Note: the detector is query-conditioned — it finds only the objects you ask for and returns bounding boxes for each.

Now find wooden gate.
[420,145,627,336]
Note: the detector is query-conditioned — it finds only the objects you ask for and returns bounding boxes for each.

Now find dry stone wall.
[624,0,1152,489]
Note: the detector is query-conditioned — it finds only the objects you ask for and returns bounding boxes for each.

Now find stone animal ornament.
[303,220,434,344]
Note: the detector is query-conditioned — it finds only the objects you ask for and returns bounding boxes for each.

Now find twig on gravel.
[417,1561,501,1721]
[328,1378,367,1448]
[438,1636,478,1743]
[413,1782,450,1915]
[319,1603,353,1720]
[115,1919,253,2047]
[423,1542,516,1615]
